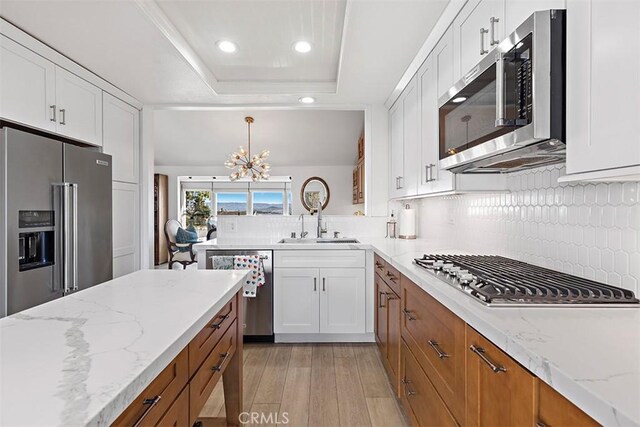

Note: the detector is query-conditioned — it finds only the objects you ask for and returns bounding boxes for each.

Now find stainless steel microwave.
[439,10,565,173]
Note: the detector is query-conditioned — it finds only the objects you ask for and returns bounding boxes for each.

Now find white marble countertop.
[0,269,248,427]
[196,236,640,426]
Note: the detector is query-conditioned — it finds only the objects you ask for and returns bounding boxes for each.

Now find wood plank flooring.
[198,343,407,427]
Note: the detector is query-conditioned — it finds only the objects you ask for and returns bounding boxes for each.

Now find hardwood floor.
[198,343,408,427]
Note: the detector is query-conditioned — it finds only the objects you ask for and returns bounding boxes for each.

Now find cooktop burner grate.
[414,255,639,305]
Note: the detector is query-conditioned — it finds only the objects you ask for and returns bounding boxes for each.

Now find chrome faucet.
[316,201,327,238]
[299,214,308,238]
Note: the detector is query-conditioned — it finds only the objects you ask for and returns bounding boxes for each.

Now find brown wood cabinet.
[374,268,599,427]
[538,381,599,427]
[112,348,189,427]
[112,291,243,427]
[352,131,365,205]
[154,174,168,265]
[466,325,537,427]
[375,271,401,393]
[400,341,458,427]
[401,275,466,423]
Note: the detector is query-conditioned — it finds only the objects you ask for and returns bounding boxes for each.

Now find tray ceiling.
[155,0,346,92]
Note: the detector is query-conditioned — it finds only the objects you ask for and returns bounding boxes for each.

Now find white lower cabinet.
[319,268,366,334]
[273,268,320,334]
[274,251,366,336]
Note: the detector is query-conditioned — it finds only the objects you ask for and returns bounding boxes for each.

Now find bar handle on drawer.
[386,271,398,282]
[375,261,384,270]
[133,395,162,427]
[401,377,416,396]
[379,291,387,308]
[470,345,506,373]
[402,308,416,321]
[211,352,231,372]
[210,312,230,329]
[428,340,450,359]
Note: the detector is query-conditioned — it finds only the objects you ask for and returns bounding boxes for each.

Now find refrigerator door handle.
[71,183,78,292]
[52,182,76,295]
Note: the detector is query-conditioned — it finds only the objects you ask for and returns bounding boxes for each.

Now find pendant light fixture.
[225,116,271,181]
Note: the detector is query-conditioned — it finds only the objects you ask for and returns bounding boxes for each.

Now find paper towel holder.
[398,203,417,240]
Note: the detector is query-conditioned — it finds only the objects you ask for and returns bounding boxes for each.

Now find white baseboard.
[274,333,375,343]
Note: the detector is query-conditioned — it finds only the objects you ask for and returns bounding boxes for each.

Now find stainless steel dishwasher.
[206,249,273,342]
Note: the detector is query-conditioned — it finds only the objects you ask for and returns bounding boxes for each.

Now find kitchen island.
[0,269,248,426]
[195,237,640,427]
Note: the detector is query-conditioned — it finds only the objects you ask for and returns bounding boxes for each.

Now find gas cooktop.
[414,254,639,306]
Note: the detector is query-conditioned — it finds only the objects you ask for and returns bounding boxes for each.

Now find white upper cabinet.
[0,35,56,132]
[0,34,104,146]
[55,67,102,146]
[504,0,565,36]
[389,99,404,198]
[434,26,455,100]
[401,76,419,197]
[453,0,505,81]
[390,75,419,199]
[103,93,139,183]
[418,55,455,196]
[564,0,640,180]
[319,268,365,334]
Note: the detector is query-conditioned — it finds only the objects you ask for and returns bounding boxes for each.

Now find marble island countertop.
[0,269,248,427]
[196,236,640,426]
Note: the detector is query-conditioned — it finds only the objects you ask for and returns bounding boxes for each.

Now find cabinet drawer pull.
[314,277,317,292]
[428,340,450,359]
[489,16,500,46]
[379,291,387,308]
[211,352,230,372]
[401,377,416,396]
[59,108,66,125]
[210,312,230,329]
[375,262,384,270]
[386,271,398,282]
[402,308,416,321]
[480,28,489,55]
[322,277,326,292]
[470,345,506,373]
[132,395,162,427]
[49,105,56,122]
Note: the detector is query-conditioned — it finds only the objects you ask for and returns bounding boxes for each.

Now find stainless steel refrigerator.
[1,127,112,317]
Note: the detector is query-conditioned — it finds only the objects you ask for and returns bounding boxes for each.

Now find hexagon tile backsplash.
[417,165,640,294]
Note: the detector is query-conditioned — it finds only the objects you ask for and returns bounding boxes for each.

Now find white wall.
[395,165,640,294]
[154,164,362,220]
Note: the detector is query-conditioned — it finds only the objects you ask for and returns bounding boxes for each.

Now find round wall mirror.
[300,177,330,212]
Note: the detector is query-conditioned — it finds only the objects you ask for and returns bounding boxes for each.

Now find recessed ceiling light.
[299,96,315,104]
[452,96,467,103]
[294,41,312,53]
[217,40,237,53]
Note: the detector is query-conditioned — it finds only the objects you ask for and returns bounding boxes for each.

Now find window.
[183,190,212,237]
[217,193,248,215]
[253,192,284,215]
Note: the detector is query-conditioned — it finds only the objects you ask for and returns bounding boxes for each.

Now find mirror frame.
[300,176,330,212]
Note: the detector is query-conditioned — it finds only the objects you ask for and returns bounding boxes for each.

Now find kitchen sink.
[278,238,360,244]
